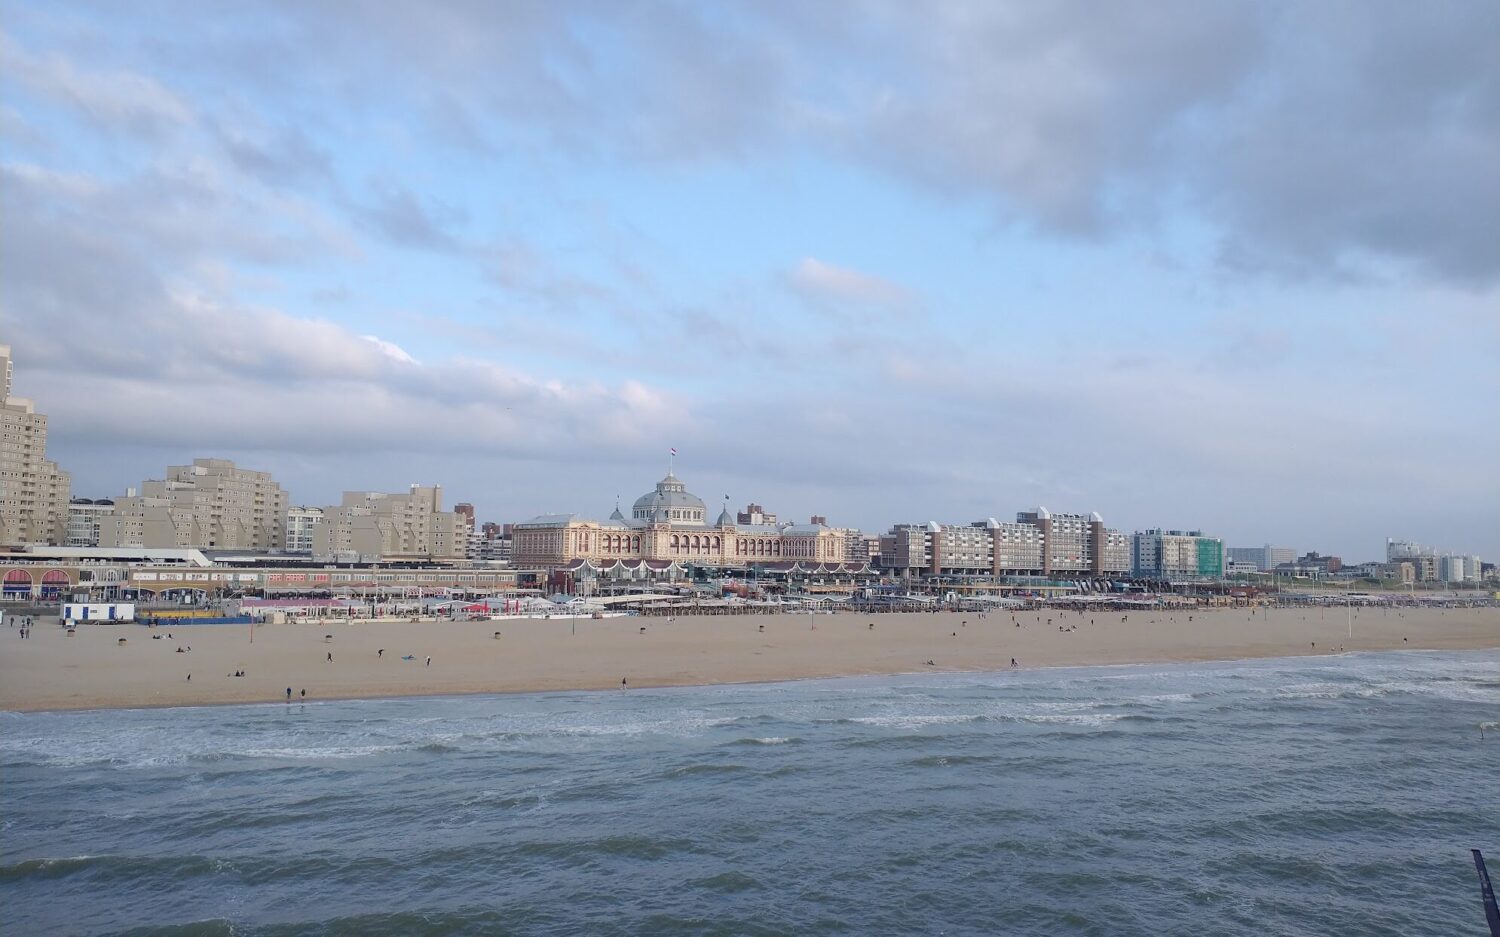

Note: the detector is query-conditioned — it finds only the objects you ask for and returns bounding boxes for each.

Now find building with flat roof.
[313,485,468,562]
[879,510,1129,580]
[285,507,324,554]
[0,345,71,546]
[101,458,288,551]
[65,499,115,548]
[1132,529,1224,579]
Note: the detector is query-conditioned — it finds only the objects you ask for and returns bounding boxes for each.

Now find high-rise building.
[1439,555,1467,583]
[0,344,71,545]
[285,506,324,553]
[313,484,468,562]
[65,498,115,548]
[101,458,288,550]
[454,502,475,528]
[1132,530,1225,579]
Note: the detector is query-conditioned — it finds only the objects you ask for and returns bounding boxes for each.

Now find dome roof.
[631,472,708,525]
[715,506,735,526]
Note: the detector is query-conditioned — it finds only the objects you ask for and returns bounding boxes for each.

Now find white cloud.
[789,257,911,307]
[361,335,419,365]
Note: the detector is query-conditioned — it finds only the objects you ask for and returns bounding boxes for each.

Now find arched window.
[4,569,34,597]
[712,537,720,550]
[692,536,701,551]
[632,536,640,551]
[671,535,680,551]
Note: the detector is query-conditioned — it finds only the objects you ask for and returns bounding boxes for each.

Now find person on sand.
[621,677,628,689]
[378,649,384,658]
[286,687,292,701]
[187,674,191,682]
[426,656,431,667]
[327,652,333,662]
[1011,658,1018,668]
[300,689,305,699]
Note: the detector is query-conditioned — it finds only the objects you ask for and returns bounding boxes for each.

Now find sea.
[3,649,1498,937]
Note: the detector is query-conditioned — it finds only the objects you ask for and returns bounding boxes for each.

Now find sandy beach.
[1,604,1496,712]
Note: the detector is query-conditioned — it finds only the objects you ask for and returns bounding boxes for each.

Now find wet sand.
[1,605,1496,712]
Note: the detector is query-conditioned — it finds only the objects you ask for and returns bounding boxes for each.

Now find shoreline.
[3,604,1497,714]
[4,642,1499,716]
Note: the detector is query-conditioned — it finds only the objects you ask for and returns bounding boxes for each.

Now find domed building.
[630,473,707,525]
[511,469,856,576]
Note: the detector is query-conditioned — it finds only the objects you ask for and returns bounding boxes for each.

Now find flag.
[670,447,677,455]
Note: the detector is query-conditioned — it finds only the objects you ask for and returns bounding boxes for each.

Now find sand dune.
[1,604,1495,712]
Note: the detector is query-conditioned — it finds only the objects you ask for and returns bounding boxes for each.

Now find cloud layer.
[2,1,1497,558]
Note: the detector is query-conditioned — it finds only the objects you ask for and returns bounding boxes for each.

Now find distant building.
[1386,539,1435,561]
[0,344,71,545]
[1227,545,1296,571]
[454,503,475,528]
[1014,509,1131,576]
[65,499,115,548]
[1274,552,1342,578]
[737,503,778,526]
[1439,555,1467,583]
[1132,530,1224,579]
[284,506,324,554]
[879,510,1129,579]
[101,458,288,550]
[511,472,847,571]
[313,485,468,562]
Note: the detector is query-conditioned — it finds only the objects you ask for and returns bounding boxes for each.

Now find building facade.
[511,473,848,571]
[879,510,1130,579]
[101,458,288,550]
[1226,545,1297,571]
[313,485,468,562]
[0,345,71,546]
[65,499,115,548]
[1131,529,1225,579]
[285,507,324,553]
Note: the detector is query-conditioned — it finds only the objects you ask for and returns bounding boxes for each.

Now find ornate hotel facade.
[511,472,852,573]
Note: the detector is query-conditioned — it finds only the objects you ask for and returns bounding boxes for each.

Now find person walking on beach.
[621,677,628,689]
[425,656,431,667]
[300,689,306,699]
[378,649,384,658]
[286,687,292,701]
[327,652,333,662]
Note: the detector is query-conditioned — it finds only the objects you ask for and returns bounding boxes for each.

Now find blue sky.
[3,1,1497,560]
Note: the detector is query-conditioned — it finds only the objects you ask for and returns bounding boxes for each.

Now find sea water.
[3,650,1497,936]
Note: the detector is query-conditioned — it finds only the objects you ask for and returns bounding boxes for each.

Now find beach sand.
[1,604,1496,712]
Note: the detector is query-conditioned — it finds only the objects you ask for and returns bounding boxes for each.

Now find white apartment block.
[313,485,469,562]
[100,458,288,550]
[285,506,324,553]
[0,345,71,545]
[65,499,115,548]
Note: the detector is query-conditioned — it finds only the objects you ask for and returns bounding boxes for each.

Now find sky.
[2,1,1497,561]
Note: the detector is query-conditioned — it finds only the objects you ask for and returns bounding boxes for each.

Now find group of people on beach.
[11,615,34,639]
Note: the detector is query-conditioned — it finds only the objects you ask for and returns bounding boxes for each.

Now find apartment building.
[313,485,469,562]
[0,345,71,545]
[101,459,288,550]
[1132,529,1225,579]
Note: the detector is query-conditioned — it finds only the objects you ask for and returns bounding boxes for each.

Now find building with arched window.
[511,472,848,571]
